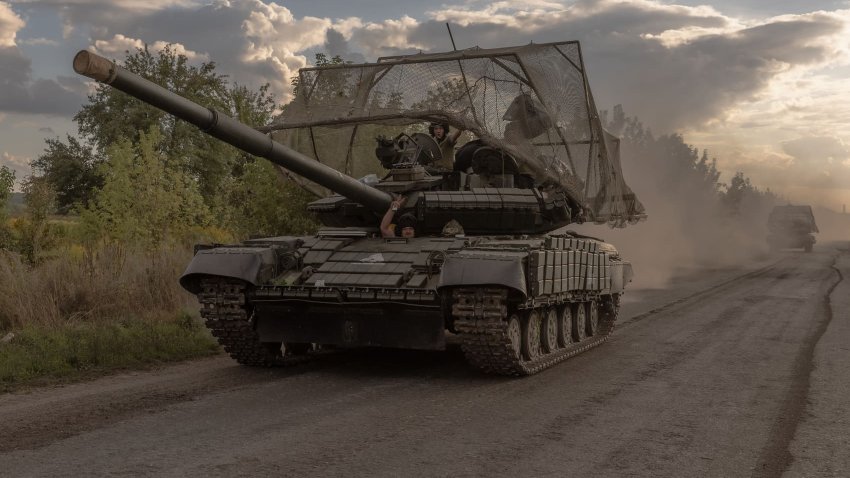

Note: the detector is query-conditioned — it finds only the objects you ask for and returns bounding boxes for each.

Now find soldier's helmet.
[428,122,450,137]
[397,213,418,230]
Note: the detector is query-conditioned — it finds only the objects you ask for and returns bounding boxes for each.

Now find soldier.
[380,196,417,238]
[429,122,463,171]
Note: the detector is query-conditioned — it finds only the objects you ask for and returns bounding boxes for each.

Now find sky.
[1,0,849,211]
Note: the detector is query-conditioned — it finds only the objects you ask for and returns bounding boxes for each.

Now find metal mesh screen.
[268,42,645,226]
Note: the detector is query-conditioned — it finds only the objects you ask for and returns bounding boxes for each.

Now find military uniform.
[432,135,458,171]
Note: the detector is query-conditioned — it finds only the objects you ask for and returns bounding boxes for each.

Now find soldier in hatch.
[380,196,417,238]
[429,122,463,171]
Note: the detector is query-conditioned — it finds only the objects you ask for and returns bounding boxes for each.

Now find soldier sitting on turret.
[429,122,463,171]
[381,196,417,238]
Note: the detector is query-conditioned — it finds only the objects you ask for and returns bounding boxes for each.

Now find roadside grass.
[0,238,230,392]
[0,312,220,392]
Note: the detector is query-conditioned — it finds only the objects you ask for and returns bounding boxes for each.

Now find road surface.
[1,243,847,477]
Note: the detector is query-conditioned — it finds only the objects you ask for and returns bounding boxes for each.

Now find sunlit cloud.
[0,2,25,47]
[93,34,209,62]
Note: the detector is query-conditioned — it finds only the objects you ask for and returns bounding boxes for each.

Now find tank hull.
[186,232,631,374]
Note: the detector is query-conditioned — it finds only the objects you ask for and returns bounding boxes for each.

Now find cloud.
[351,15,424,56]
[93,34,209,62]
[0,2,24,47]
[31,0,847,128]
[0,2,87,116]
[418,2,848,134]
[782,136,849,165]
[323,28,365,64]
[40,0,362,102]
[18,37,58,46]
[1,151,30,177]
[10,0,203,28]
[0,45,86,115]
[288,1,848,137]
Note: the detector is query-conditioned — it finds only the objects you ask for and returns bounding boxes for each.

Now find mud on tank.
[74,41,646,375]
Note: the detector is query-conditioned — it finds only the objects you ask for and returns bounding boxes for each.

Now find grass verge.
[0,312,220,392]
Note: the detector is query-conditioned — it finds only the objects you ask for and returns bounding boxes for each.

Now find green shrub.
[0,312,219,391]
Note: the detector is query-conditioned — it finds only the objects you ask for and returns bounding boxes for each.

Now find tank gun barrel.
[72,50,392,213]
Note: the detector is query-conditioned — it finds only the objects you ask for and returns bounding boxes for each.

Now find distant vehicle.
[767,205,818,252]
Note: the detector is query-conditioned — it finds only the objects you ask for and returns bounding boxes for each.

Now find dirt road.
[1,244,847,477]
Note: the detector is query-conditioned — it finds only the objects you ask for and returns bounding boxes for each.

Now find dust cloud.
[568,139,778,290]
[813,206,850,247]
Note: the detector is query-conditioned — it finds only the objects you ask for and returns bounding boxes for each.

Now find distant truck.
[767,205,818,252]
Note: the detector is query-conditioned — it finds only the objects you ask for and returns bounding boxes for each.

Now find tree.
[79,126,212,249]
[14,176,59,264]
[76,45,274,204]
[0,166,15,249]
[31,135,103,213]
[222,159,318,238]
[75,44,230,154]
[696,150,721,193]
[35,44,280,218]
[721,171,778,217]
[410,78,469,112]
[602,104,654,149]
[289,53,346,101]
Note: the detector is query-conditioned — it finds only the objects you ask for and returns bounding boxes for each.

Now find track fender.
[437,252,527,297]
[180,247,278,294]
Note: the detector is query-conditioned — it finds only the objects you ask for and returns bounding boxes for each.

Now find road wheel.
[541,307,559,353]
[557,305,573,347]
[522,310,542,361]
[506,313,523,360]
[572,303,587,342]
[586,301,599,336]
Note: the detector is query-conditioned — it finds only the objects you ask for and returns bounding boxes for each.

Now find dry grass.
[0,244,198,330]
[0,243,221,390]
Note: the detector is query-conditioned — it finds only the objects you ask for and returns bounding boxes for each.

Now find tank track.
[198,277,313,367]
[453,287,618,376]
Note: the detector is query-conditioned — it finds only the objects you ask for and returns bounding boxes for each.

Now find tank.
[767,205,818,252]
[73,41,646,376]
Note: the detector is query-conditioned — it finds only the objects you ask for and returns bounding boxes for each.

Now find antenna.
[446,22,458,51]
[444,22,480,126]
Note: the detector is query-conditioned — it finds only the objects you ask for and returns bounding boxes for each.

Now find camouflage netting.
[264,41,645,226]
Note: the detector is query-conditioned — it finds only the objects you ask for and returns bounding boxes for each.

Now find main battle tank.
[73,41,646,375]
